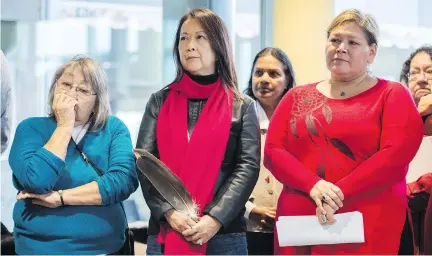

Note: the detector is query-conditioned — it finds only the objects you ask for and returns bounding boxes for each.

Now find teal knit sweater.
[9,116,138,255]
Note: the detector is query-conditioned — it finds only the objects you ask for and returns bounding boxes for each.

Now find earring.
[366,63,372,74]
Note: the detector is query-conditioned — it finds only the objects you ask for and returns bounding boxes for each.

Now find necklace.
[332,74,368,97]
[334,88,348,97]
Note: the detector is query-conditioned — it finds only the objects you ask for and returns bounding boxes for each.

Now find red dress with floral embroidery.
[264,79,424,255]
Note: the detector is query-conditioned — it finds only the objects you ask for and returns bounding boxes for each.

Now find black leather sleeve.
[136,92,173,222]
[206,99,260,228]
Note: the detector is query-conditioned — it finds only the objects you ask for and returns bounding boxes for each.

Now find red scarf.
[156,73,233,254]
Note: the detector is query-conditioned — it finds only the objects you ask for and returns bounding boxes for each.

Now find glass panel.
[1,0,267,232]
[334,0,432,81]
[235,0,261,91]
[1,0,167,229]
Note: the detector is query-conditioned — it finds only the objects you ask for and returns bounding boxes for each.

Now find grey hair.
[47,55,110,132]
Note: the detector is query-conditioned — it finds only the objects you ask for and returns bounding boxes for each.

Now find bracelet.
[58,190,65,206]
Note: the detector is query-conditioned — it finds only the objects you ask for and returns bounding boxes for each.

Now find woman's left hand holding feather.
[182,215,221,245]
[165,209,197,233]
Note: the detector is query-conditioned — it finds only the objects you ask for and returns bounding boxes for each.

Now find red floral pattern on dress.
[290,87,356,178]
[292,88,326,117]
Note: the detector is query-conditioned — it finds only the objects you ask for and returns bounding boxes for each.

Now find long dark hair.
[172,8,240,100]
[245,47,296,100]
[400,45,432,84]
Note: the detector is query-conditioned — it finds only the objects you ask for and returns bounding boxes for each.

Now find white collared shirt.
[72,123,89,144]
[256,101,270,130]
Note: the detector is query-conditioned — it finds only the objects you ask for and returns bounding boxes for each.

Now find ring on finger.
[320,213,327,223]
[322,193,329,201]
[197,239,203,246]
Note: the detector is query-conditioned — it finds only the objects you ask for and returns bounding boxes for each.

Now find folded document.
[276,211,365,246]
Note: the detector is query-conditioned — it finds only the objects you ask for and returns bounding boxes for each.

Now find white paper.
[276,211,365,246]
[407,137,432,182]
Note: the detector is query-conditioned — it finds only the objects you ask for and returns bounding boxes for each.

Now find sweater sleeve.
[96,117,139,205]
[9,119,65,194]
[336,84,423,202]
[264,89,321,194]
[407,173,432,196]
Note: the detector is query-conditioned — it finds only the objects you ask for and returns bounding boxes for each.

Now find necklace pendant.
[340,92,346,97]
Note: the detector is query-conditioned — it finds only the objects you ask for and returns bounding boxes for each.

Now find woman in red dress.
[264,9,424,254]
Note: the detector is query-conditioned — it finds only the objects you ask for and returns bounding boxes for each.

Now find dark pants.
[146,233,248,255]
[398,212,414,255]
[246,231,274,255]
[400,191,430,254]
[1,222,15,255]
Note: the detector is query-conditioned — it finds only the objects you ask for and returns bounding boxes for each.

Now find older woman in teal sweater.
[8,56,138,255]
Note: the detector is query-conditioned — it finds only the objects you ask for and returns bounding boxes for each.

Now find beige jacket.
[245,103,283,232]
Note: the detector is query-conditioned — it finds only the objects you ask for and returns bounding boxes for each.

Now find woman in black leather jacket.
[136,8,260,255]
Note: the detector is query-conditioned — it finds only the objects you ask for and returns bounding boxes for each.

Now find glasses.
[407,69,432,81]
[56,80,97,98]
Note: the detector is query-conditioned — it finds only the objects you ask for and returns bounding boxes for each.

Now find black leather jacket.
[136,88,260,236]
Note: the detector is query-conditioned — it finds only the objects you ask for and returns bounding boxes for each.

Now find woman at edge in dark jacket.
[135,8,260,255]
[399,45,432,255]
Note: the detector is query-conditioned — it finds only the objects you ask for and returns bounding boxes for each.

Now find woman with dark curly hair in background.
[399,45,432,255]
